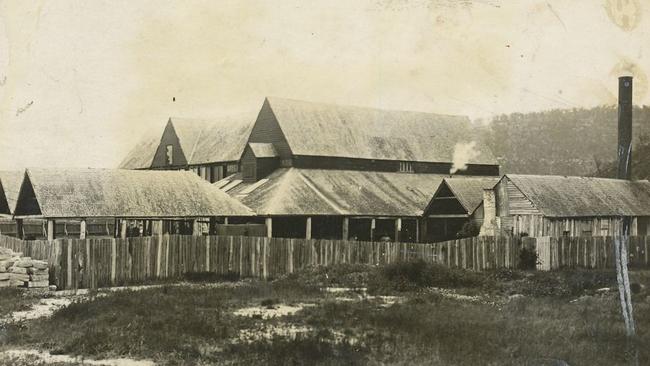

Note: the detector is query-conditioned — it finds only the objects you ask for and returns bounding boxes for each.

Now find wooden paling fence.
[535,236,650,270]
[0,235,520,290]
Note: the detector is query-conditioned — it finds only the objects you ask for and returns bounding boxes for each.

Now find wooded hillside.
[481,106,650,179]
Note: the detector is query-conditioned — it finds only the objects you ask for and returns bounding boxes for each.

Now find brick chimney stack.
[618,76,633,180]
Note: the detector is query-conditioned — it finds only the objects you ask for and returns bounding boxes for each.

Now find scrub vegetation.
[1,262,648,365]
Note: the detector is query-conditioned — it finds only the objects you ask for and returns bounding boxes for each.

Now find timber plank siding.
[247,99,293,164]
[151,120,188,168]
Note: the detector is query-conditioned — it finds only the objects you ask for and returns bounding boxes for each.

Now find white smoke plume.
[450,141,479,175]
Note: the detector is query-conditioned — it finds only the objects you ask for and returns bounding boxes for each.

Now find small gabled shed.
[422,177,499,241]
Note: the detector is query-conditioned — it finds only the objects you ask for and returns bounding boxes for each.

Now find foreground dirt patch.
[0,349,155,366]
[10,298,73,322]
[233,303,316,319]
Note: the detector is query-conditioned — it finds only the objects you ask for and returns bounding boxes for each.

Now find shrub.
[370,260,489,292]
[519,245,538,270]
[457,221,481,238]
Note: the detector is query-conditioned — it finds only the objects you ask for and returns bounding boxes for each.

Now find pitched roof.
[221,168,446,217]
[248,143,279,158]
[426,177,500,215]
[167,117,254,165]
[118,116,254,169]
[265,97,496,165]
[505,174,650,217]
[0,170,24,214]
[118,123,167,169]
[14,168,254,218]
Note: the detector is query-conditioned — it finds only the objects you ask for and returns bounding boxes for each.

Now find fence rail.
[3,234,649,290]
[535,236,650,270]
[0,234,520,290]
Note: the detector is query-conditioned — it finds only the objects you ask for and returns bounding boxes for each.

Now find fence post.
[111,239,117,285]
[67,240,73,290]
[206,235,210,272]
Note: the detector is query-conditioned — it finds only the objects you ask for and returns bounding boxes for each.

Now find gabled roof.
[504,174,650,217]
[248,143,278,158]
[221,168,446,217]
[425,177,500,215]
[14,168,254,218]
[0,180,10,216]
[167,117,254,165]
[118,123,166,169]
[0,170,24,214]
[118,116,254,169]
[264,97,497,165]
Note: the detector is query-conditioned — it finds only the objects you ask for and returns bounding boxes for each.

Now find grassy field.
[1,263,649,365]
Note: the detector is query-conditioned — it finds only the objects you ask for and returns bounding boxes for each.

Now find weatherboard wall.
[151,121,188,168]
[247,100,293,165]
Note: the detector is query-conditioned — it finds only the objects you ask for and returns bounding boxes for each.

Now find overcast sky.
[0,0,648,170]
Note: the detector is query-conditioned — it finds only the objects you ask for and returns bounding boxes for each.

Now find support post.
[395,218,402,242]
[265,217,273,238]
[370,218,376,242]
[342,217,349,240]
[224,217,229,225]
[47,219,55,241]
[306,217,312,239]
[192,219,202,236]
[120,219,127,239]
[16,219,23,239]
[209,217,217,235]
[152,220,163,236]
[79,219,86,239]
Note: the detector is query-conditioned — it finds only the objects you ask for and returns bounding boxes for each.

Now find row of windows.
[399,162,413,173]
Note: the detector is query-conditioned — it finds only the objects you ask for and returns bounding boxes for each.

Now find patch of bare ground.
[0,349,155,366]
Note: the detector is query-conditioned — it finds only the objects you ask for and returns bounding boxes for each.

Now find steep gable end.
[13,173,42,217]
[0,180,10,215]
[151,119,189,168]
[246,99,293,163]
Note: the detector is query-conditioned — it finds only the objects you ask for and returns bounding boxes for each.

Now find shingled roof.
[14,169,254,218]
[265,97,496,165]
[220,168,446,217]
[118,117,254,169]
[0,170,24,214]
[505,174,650,217]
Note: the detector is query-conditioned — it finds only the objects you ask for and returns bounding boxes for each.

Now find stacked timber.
[0,247,49,288]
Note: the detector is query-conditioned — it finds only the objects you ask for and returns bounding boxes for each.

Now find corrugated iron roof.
[426,177,500,214]
[14,168,254,218]
[505,174,650,217]
[0,170,24,214]
[248,143,279,158]
[266,97,497,165]
[222,168,446,217]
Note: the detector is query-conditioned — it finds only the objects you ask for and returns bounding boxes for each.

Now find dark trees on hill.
[481,106,650,178]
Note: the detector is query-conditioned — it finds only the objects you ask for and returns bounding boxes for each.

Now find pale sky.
[0,0,648,170]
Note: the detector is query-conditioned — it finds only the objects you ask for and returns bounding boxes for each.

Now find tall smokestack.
[618,76,633,180]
